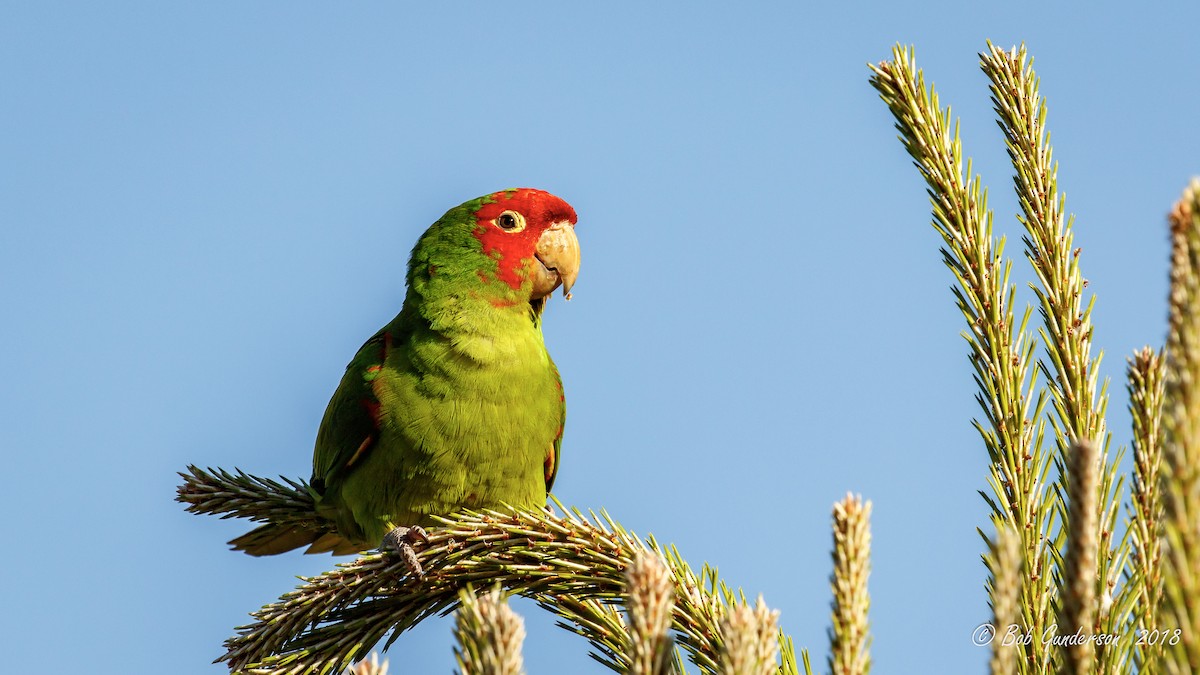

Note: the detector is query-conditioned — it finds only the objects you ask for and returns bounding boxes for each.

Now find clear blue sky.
[3,2,1197,673]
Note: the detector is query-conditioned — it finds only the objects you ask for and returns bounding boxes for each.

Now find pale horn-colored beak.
[531,220,581,300]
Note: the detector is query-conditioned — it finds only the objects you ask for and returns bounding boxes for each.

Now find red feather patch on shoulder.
[472,188,576,290]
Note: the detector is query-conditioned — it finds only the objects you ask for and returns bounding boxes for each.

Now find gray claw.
[381,526,429,577]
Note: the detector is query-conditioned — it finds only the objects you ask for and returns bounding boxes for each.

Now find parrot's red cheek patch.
[472,225,533,291]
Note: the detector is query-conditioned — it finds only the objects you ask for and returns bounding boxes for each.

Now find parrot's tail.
[229,523,365,556]
[228,523,320,556]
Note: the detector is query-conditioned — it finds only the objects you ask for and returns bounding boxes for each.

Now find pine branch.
[177,465,327,533]
[869,45,1054,674]
[979,43,1107,449]
[979,44,1134,675]
[1121,347,1166,674]
[454,587,526,675]
[1161,178,1200,675]
[543,592,633,672]
[177,468,797,675]
[871,40,1199,675]
[828,494,871,675]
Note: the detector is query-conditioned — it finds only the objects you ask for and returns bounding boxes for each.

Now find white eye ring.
[495,210,526,233]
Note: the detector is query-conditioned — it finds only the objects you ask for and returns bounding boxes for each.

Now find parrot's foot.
[381,526,430,577]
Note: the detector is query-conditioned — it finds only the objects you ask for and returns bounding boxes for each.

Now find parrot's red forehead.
[473,188,577,227]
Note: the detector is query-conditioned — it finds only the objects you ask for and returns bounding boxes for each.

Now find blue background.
[3,2,1197,672]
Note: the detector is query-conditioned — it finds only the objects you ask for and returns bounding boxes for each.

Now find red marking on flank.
[544,446,556,484]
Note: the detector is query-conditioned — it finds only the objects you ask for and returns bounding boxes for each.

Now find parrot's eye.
[495,211,526,233]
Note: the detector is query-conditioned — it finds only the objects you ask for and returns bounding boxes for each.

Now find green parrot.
[230,188,580,566]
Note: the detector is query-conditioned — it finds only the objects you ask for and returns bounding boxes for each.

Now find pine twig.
[454,587,526,675]
[828,493,871,675]
[1124,347,1166,673]
[626,552,676,675]
[1161,177,1200,675]
[988,527,1023,675]
[1060,439,1100,675]
[979,42,1107,451]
